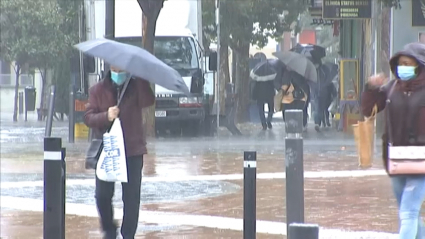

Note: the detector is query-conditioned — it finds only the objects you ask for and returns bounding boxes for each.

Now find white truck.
[82,0,216,136]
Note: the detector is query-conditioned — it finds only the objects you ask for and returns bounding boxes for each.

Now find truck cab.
[82,0,215,136]
[114,28,206,135]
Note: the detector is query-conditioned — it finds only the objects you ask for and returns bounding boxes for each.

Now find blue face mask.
[397,65,416,81]
[110,71,128,85]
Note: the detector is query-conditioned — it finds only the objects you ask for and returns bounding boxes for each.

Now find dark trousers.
[282,100,308,127]
[257,99,274,125]
[95,155,144,239]
[314,103,331,126]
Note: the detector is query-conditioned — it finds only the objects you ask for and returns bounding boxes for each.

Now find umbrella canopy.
[249,60,277,82]
[290,44,326,64]
[74,38,190,94]
[272,51,317,82]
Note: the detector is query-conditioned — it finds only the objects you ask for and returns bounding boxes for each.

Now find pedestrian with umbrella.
[250,59,282,130]
[273,51,317,130]
[75,38,189,239]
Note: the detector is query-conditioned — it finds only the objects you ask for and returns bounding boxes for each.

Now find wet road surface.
[0,120,400,238]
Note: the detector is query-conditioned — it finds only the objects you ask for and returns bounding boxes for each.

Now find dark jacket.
[319,81,337,109]
[84,74,155,157]
[361,42,425,173]
[252,80,275,102]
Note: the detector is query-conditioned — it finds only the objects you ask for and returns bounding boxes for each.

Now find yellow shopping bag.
[352,105,377,168]
[274,90,283,112]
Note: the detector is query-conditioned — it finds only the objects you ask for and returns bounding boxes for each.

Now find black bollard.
[45,85,56,137]
[44,137,65,239]
[19,92,24,115]
[68,84,75,143]
[288,223,319,239]
[284,110,304,233]
[243,151,256,239]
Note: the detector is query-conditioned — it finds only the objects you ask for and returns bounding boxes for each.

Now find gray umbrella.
[74,38,190,94]
[272,51,317,82]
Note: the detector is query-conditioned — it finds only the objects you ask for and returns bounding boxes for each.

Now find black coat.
[252,80,275,102]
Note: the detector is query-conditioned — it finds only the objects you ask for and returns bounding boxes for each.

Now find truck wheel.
[169,128,182,137]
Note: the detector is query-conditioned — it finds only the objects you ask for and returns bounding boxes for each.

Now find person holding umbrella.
[250,59,279,130]
[275,68,311,130]
[76,38,188,239]
[84,66,154,239]
[272,51,317,130]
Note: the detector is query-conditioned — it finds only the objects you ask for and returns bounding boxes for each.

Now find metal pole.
[78,2,85,94]
[285,110,304,233]
[288,223,319,239]
[69,84,75,143]
[61,147,66,239]
[19,92,24,115]
[215,0,220,134]
[45,85,56,137]
[243,151,256,239]
[43,137,65,239]
[104,0,115,73]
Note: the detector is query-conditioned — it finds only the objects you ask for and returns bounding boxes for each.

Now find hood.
[389,42,425,77]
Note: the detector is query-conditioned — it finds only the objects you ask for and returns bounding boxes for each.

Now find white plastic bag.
[96,118,128,182]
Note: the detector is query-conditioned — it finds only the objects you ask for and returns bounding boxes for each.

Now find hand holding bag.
[85,79,130,169]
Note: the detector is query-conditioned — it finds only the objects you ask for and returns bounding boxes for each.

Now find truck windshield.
[154,36,199,75]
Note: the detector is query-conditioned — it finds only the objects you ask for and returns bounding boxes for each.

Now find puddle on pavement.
[1,180,241,205]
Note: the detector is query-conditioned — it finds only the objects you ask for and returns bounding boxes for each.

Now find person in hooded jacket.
[362,42,425,239]
[84,66,155,239]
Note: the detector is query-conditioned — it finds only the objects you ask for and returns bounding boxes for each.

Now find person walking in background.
[250,62,276,130]
[319,80,337,128]
[313,63,336,131]
[275,69,310,131]
[84,66,155,239]
[361,42,425,239]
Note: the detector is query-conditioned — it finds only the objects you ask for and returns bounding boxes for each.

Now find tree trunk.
[12,64,21,122]
[38,68,47,121]
[234,42,250,123]
[218,42,230,115]
[231,51,236,83]
[141,14,157,137]
[139,1,162,137]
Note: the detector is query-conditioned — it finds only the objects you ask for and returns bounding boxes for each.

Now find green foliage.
[0,0,77,68]
[202,0,308,49]
[53,0,81,114]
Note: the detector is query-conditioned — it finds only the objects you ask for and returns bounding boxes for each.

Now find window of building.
[0,60,11,74]
[0,60,12,85]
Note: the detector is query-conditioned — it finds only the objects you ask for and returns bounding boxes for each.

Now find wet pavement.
[0,118,402,238]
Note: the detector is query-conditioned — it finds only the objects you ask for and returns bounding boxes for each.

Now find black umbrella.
[290,44,326,64]
[249,60,278,82]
